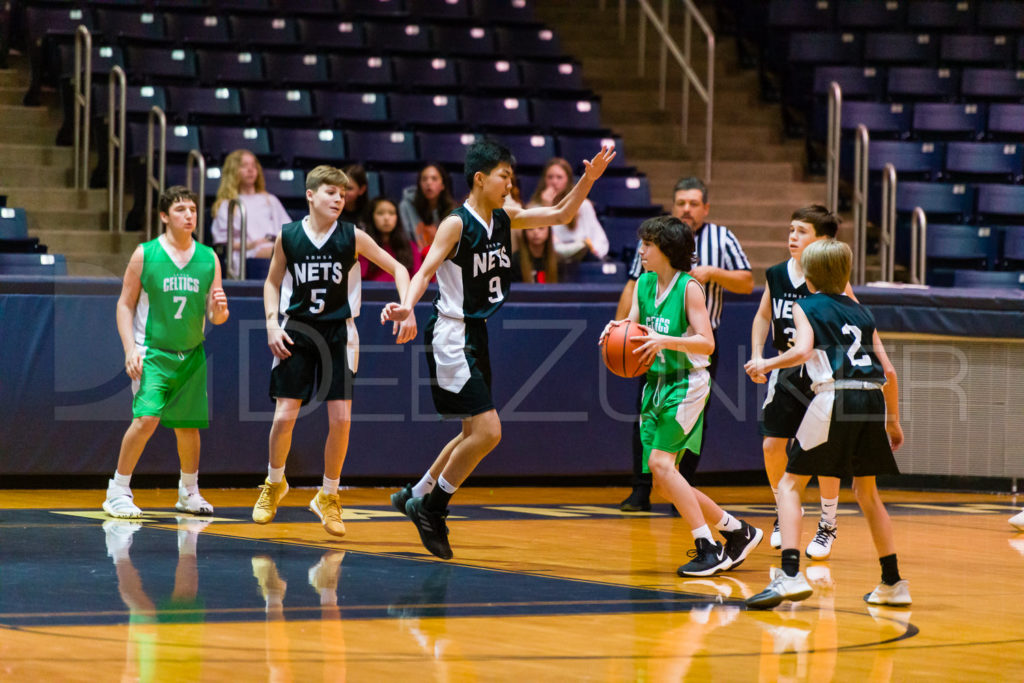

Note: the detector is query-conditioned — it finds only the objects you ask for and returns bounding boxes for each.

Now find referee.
[619,176,753,511]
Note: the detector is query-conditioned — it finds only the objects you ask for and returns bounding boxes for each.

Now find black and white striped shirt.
[628,222,751,330]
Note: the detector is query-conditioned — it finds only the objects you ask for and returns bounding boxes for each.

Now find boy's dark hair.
[791,204,840,238]
[464,139,515,188]
[672,176,708,204]
[158,185,198,215]
[637,215,696,272]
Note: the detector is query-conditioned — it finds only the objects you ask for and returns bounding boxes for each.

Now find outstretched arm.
[507,146,616,231]
[355,229,416,343]
[381,214,463,325]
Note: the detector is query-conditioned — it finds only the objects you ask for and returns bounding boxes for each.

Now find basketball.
[601,321,650,378]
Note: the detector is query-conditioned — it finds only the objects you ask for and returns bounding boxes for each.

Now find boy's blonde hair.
[801,238,850,294]
[305,165,349,193]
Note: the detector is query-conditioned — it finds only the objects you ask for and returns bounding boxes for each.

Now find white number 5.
[309,288,326,314]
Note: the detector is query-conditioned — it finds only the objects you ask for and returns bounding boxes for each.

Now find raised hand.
[582,144,617,182]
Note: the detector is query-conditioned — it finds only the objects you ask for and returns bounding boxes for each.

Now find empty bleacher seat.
[270,128,346,166]
[939,34,1014,67]
[952,269,1024,289]
[409,0,470,20]
[530,97,603,132]
[0,253,67,276]
[431,25,497,56]
[1000,227,1024,269]
[458,58,522,90]
[228,15,299,47]
[0,208,40,254]
[392,55,459,88]
[364,21,433,52]
[461,95,531,128]
[787,32,862,65]
[346,130,417,165]
[960,68,1024,100]
[263,53,330,86]
[201,125,272,161]
[812,65,886,99]
[96,8,166,41]
[376,169,419,199]
[519,59,587,93]
[926,223,996,274]
[556,134,626,169]
[470,0,535,24]
[906,1,976,30]
[164,12,233,47]
[841,101,912,138]
[591,174,653,213]
[165,85,243,123]
[944,141,1023,181]
[988,103,1024,138]
[93,83,167,116]
[886,66,959,100]
[912,103,986,140]
[496,133,555,168]
[767,0,833,30]
[858,140,945,179]
[313,90,389,125]
[328,54,394,88]
[197,49,264,85]
[241,88,316,124]
[416,131,481,165]
[864,33,938,65]
[564,260,628,284]
[389,93,460,126]
[127,46,199,81]
[599,214,642,257]
[346,0,407,16]
[897,182,975,223]
[976,1,1024,31]
[128,121,201,157]
[495,26,562,58]
[262,168,306,201]
[296,17,366,49]
[976,184,1024,223]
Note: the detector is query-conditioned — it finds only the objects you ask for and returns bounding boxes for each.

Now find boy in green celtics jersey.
[252,165,415,538]
[103,186,229,519]
[601,215,762,577]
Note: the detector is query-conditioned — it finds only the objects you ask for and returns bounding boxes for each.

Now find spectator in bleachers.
[399,162,456,255]
[511,225,559,284]
[361,197,421,282]
[340,164,370,229]
[529,157,609,263]
[210,149,291,273]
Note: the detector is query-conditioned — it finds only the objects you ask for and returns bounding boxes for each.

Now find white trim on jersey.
[431,315,471,393]
[133,289,150,347]
[435,259,466,320]
[654,271,680,307]
[673,368,711,434]
[787,257,806,289]
[347,261,361,319]
[300,215,337,250]
[464,202,494,240]
[279,269,295,316]
[346,318,359,374]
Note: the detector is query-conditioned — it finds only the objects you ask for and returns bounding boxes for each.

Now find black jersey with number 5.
[766,258,811,352]
[433,204,512,320]
[279,218,360,323]
[798,293,884,384]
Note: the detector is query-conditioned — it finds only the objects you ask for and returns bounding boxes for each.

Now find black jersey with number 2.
[799,293,885,384]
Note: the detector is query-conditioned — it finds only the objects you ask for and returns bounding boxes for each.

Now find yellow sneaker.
[310,489,346,537]
[252,477,289,524]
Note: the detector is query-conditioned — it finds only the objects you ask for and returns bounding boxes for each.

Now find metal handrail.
[145,106,166,240]
[185,150,207,245]
[621,0,714,182]
[72,25,92,190]
[226,198,248,280]
[107,66,126,233]
[880,163,897,283]
[910,207,928,285]
[852,124,869,286]
[826,82,842,213]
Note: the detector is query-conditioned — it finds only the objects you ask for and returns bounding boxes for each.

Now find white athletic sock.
[716,512,742,532]
[821,496,839,526]
[180,470,198,492]
[411,472,437,498]
[268,465,285,483]
[437,475,458,495]
[113,472,132,489]
[691,524,714,543]
[322,476,340,496]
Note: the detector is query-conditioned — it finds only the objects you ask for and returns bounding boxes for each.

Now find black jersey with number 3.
[798,293,885,383]
[434,204,512,320]
[765,258,811,352]
[279,218,360,323]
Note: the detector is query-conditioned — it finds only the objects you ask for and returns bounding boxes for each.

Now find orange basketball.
[601,321,649,378]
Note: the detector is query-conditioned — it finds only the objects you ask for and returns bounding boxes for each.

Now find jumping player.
[251,165,415,537]
[602,215,763,577]
[382,139,616,560]
[102,186,229,519]
[744,239,909,609]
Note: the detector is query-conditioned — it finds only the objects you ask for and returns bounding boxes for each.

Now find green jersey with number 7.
[135,236,217,351]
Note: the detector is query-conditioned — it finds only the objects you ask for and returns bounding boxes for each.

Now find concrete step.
[0,104,61,127]
[635,159,804,186]
[64,252,132,278]
[705,180,827,203]
[0,68,30,88]
[724,221,855,244]
[28,208,112,232]
[0,143,74,167]
[33,229,142,255]
[0,165,72,187]
[1,187,109,212]
[0,124,59,146]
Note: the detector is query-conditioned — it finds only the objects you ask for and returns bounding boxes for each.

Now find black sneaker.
[391,484,413,517]
[620,488,651,512]
[720,520,764,569]
[405,496,453,560]
[677,537,733,577]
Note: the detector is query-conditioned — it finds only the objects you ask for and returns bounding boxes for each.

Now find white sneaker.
[175,483,214,515]
[103,480,142,519]
[805,520,837,560]
[864,579,912,606]
[1010,508,1024,531]
[770,518,781,549]
[746,567,813,609]
[103,518,142,559]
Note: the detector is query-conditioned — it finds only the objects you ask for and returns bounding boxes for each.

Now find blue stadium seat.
[1000,226,1024,269]
[416,131,481,165]
[896,181,976,223]
[926,224,996,274]
[296,17,366,49]
[939,35,1014,67]
[56,44,124,79]
[346,130,417,165]
[470,0,535,24]
[461,95,531,128]
[0,207,29,239]
[591,174,653,213]
[328,54,394,88]
[212,0,271,9]
[164,12,233,46]
[201,125,272,161]
[165,85,243,123]
[409,0,470,19]
[262,168,306,201]
[95,8,166,41]
[495,26,562,58]
[364,21,432,52]
[270,128,346,166]
[126,46,198,81]
[263,53,330,87]
[313,90,389,125]
[945,141,1023,181]
[242,88,315,124]
[787,32,862,64]
[376,169,420,201]
[530,97,603,132]
[976,184,1024,223]
[599,215,642,256]
[431,25,497,56]
[556,134,626,169]
[127,121,201,157]
[767,0,833,29]
[93,83,167,116]
[270,0,335,13]
[245,256,271,281]
[0,253,67,276]
[887,66,961,101]
[496,133,555,168]
[518,59,587,93]
[841,101,913,138]
[836,0,904,28]
[912,103,986,140]
[812,65,886,98]
[392,55,459,88]
[864,33,939,65]
[960,68,1024,100]
[563,260,628,284]
[988,103,1024,138]
[864,140,945,178]
[228,15,299,47]
[389,93,460,126]
[976,1,1024,30]
[458,58,522,91]
[346,0,407,16]
[906,0,976,30]
[196,49,265,86]
[952,269,1024,289]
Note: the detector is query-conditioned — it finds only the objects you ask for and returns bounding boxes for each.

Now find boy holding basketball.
[744,239,909,609]
[381,139,616,560]
[601,215,763,577]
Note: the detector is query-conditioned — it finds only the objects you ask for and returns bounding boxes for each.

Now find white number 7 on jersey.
[172,295,187,319]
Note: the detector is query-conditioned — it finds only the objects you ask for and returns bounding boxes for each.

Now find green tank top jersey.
[134,237,216,351]
[636,270,708,380]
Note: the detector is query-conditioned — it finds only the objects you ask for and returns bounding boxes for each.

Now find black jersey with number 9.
[433,205,512,320]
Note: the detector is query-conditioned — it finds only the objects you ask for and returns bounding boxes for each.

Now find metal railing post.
[226,198,248,280]
[880,163,897,283]
[853,124,869,286]
[107,66,126,233]
[186,149,207,245]
[73,25,92,190]
[145,106,167,240]
[826,82,842,213]
[910,207,928,285]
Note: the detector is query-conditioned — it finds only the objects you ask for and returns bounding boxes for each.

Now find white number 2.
[309,288,326,314]
[172,295,187,319]
[487,276,503,304]
[841,324,872,367]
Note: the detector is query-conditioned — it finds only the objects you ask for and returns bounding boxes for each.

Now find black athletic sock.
[425,487,452,513]
[781,549,801,578]
[879,554,901,585]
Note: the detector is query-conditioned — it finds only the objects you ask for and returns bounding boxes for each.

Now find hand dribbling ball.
[601,321,649,378]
